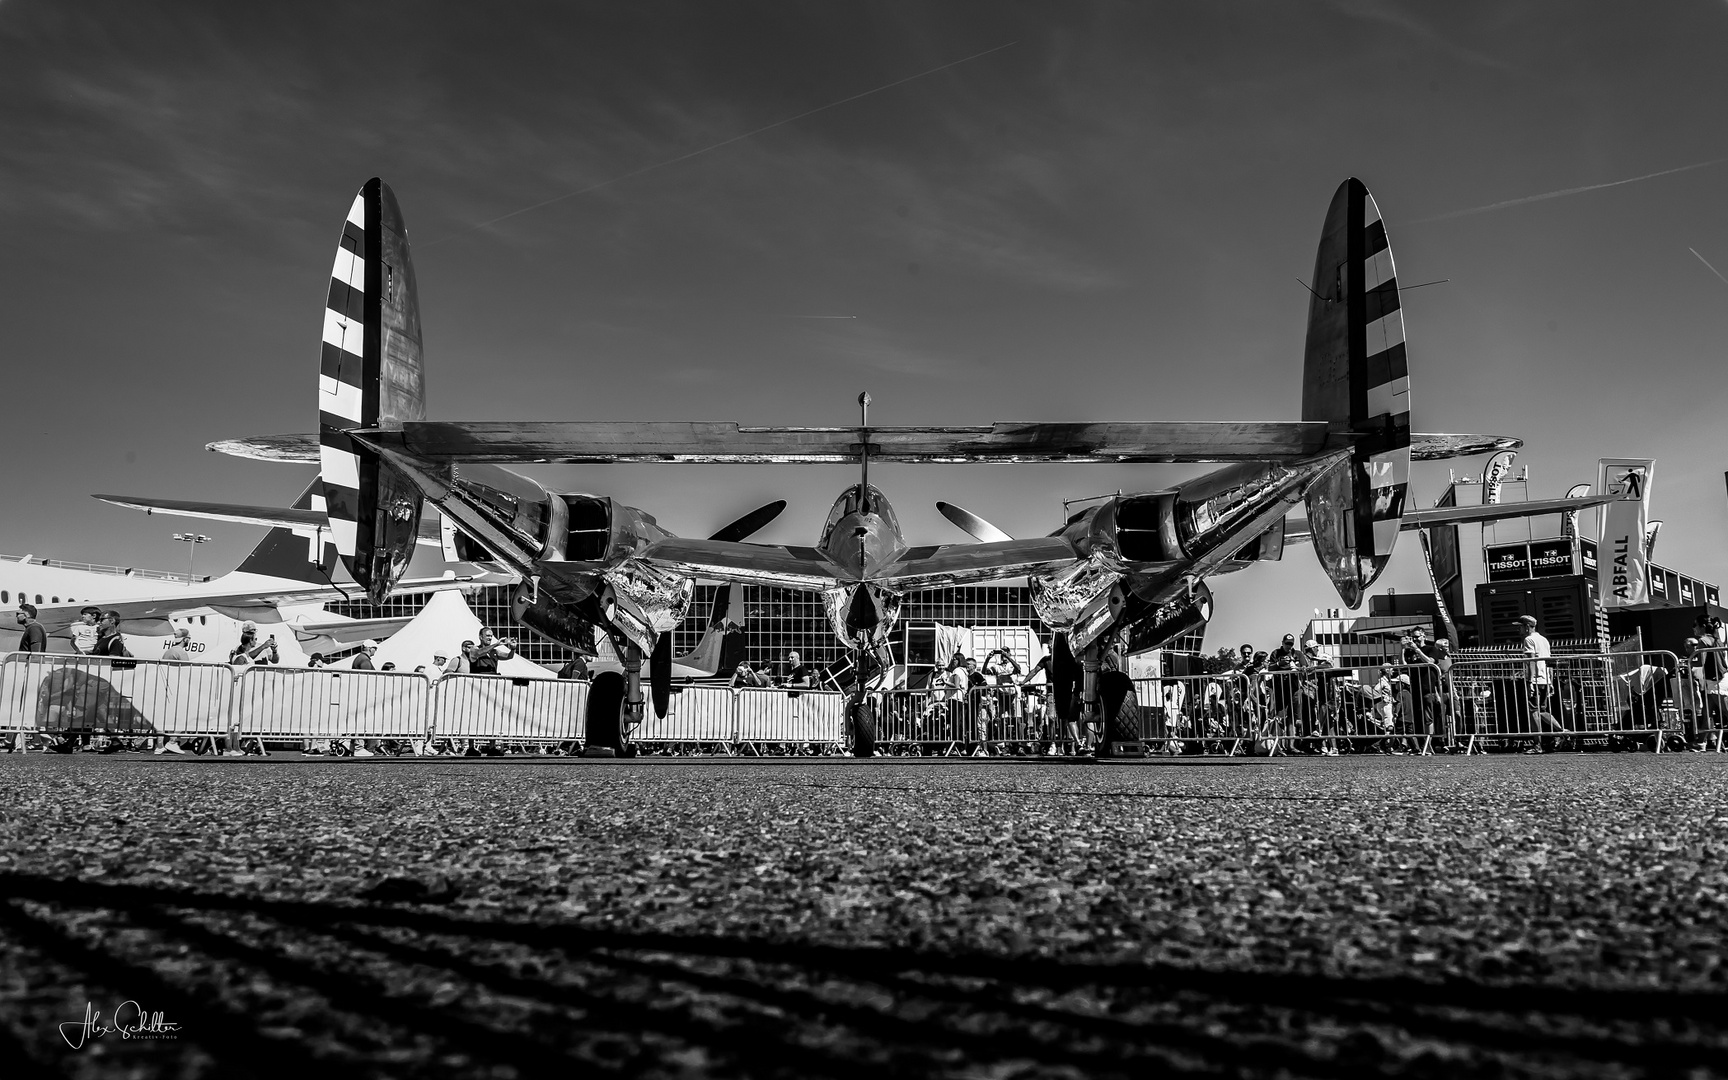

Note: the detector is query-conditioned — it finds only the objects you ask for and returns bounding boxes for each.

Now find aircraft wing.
[287,613,416,644]
[635,539,844,590]
[92,494,443,546]
[1400,493,1619,528]
[1283,492,1623,545]
[11,574,495,637]
[216,425,1522,465]
[871,538,1080,590]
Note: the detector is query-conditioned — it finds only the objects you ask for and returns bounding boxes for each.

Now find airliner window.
[1,591,7,602]
[51,597,58,603]
[35,595,42,604]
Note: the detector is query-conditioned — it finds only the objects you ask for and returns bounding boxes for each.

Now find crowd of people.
[12,607,1728,756]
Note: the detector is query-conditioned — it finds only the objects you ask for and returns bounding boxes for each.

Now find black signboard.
[1529,538,1573,578]
[1581,538,1597,572]
[1485,543,1531,581]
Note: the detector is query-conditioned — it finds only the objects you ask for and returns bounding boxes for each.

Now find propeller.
[650,633,673,719]
[935,501,1014,543]
[708,500,787,543]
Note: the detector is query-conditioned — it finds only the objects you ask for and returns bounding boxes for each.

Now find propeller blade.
[708,500,787,543]
[650,633,672,719]
[935,501,1014,543]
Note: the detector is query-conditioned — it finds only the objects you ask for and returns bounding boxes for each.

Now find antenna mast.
[858,390,871,507]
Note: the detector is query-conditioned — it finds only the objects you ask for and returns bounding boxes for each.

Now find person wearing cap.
[351,640,379,670]
[1266,633,1303,740]
[1517,615,1566,753]
[1298,638,1340,752]
[161,626,193,662]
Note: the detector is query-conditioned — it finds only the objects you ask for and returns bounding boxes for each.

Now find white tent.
[353,591,556,678]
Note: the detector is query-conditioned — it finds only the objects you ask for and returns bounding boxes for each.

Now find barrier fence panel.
[434,674,587,743]
[1446,650,1685,750]
[0,653,234,737]
[233,666,430,740]
[872,686,1066,750]
[733,688,844,745]
[1691,647,1728,750]
[635,686,737,743]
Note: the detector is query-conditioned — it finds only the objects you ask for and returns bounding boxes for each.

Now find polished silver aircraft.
[175,176,1612,755]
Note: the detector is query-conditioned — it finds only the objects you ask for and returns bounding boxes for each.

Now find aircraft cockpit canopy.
[821,484,899,544]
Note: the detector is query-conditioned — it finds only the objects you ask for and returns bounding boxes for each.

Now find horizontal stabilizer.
[207,433,320,463]
[215,425,1521,466]
[93,495,443,545]
[1400,492,1618,529]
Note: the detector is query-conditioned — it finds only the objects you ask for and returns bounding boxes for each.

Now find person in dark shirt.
[350,640,379,670]
[14,604,47,653]
[469,628,514,675]
[93,610,131,657]
[556,653,589,680]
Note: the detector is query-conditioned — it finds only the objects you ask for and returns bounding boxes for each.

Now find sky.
[2,0,1727,649]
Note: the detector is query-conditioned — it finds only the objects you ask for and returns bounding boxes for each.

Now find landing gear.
[584,671,626,754]
[849,697,876,757]
[847,644,875,757]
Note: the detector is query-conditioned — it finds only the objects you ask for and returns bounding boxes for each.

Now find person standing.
[556,653,589,680]
[14,604,47,653]
[69,607,102,655]
[468,629,512,675]
[1518,615,1565,753]
[351,640,379,670]
[161,627,192,662]
[93,611,131,657]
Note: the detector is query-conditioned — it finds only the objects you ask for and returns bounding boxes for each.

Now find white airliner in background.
[0,479,490,662]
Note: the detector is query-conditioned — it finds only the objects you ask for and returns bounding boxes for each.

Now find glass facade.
[330,583,1206,674]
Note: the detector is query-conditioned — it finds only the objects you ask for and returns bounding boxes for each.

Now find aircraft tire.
[585,671,626,752]
[850,699,876,758]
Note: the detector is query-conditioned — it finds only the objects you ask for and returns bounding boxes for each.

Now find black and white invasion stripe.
[319,192,369,561]
[1359,190,1409,560]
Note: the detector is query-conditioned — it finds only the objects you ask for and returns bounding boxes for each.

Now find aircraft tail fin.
[318,178,425,605]
[1300,177,1411,608]
[677,582,748,676]
[233,479,340,584]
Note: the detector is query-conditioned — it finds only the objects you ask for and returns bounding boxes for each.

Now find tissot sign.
[1486,539,1573,582]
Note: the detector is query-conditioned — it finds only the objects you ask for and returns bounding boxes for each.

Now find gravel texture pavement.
[1,752,1726,1078]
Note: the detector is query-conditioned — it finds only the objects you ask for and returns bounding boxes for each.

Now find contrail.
[424,41,1017,247]
[1412,157,1728,223]
[1691,247,1728,289]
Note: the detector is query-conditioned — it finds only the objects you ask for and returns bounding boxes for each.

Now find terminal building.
[331,582,1208,680]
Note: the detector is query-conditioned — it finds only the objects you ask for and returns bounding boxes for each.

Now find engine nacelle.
[510,589,599,655]
[1123,581,1215,654]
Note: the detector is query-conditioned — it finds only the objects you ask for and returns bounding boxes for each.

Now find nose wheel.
[848,643,876,757]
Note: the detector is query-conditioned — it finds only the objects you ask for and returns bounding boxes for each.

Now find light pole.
[171,533,212,580]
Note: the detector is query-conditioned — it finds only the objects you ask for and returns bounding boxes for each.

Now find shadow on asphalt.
[3,870,1724,1078]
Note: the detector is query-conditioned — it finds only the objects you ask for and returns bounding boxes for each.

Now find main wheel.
[585,671,626,752]
[850,698,876,758]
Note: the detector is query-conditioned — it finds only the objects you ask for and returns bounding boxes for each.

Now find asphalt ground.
[2,753,1727,1079]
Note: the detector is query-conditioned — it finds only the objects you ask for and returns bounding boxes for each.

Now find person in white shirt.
[1518,615,1567,752]
[69,607,101,655]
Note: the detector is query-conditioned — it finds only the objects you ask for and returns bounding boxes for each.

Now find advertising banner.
[1597,458,1655,608]
[1529,538,1574,578]
[1485,543,1531,581]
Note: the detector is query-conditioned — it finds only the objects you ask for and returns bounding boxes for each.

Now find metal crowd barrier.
[0,649,1709,755]
[0,653,851,753]
[234,665,430,741]
[0,652,232,740]
[434,673,587,743]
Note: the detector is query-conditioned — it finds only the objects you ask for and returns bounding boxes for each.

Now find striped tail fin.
[318,178,425,605]
[1301,178,1411,608]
